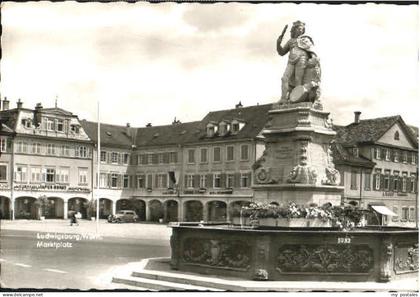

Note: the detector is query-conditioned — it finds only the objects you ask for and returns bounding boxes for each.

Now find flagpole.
[96,101,100,234]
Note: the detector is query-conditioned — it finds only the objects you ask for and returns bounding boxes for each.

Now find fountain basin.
[169,223,418,282]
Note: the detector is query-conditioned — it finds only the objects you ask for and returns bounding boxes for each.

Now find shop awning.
[371,205,398,217]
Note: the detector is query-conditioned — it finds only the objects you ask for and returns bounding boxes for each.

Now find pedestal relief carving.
[321,146,341,186]
[182,238,251,270]
[394,243,419,274]
[287,141,317,184]
[379,239,393,282]
[276,244,373,274]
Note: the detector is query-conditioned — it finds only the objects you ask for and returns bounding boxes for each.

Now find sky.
[1,2,418,128]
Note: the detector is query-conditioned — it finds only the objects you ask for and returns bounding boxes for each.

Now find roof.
[80,120,134,149]
[135,121,202,148]
[198,103,273,141]
[331,142,375,168]
[0,109,19,131]
[333,115,418,147]
[0,122,14,134]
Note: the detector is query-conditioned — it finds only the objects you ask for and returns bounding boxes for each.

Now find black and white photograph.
[0,0,418,294]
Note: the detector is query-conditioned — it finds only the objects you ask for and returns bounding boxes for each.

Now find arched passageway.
[164,200,178,223]
[184,200,203,222]
[207,201,227,222]
[15,197,37,219]
[0,196,11,219]
[45,197,64,219]
[68,197,89,219]
[149,200,163,222]
[99,198,113,219]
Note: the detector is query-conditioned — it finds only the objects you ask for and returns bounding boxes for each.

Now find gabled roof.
[199,103,272,141]
[80,120,134,149]
[135,121,202,148]
[0,109,19,131]
[333,115,418,147]
[42,107,74,116]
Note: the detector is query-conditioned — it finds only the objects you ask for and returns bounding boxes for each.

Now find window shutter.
[398,177,402,192]
[380,174,384,190]
[372,174,377,190]
[407,152,412,163]
[163,152,169,164]
[184,175,188,188]
[381,149,386,160]
[147,174,152,188]
[220,173,226,188]
[247,172,252,187]
[107,173,111,188]
[163,174,168,188]
[234,172,241,188]
[194,175,200,188]
[117,175,122,188]
[403,177,407,193]
[206,174,212,188]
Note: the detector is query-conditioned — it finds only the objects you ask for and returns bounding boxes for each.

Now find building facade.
[0,98,418,226]
[333,113,418,227]
[0,99,94,220]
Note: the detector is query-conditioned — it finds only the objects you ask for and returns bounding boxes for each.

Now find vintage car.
[107,210,138,223]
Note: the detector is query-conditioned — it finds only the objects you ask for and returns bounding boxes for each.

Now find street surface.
[0,220,171,290]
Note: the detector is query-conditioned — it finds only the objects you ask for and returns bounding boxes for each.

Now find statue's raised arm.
[276,21,322,108]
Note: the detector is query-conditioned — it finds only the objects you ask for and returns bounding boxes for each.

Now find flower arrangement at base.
[235,201,368,230]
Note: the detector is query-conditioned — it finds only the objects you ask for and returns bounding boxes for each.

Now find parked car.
[108,210,138,223]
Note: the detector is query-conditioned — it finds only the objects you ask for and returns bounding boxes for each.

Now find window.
[226,146,234,161]
[213,147,221,162]
[100,151,107,162]
[169,152,178,163]
[200,174,206,188]
[158,153,164,164]
[46,168,55,183]
[156,174,167,188]
[139,154,147,165]
[226,173,234,188]
[219,122,227,136]
[111,173,118,188]
[350,171,358,190]
[99,173,107,188]
[375,148,381,160]
[241,172,251,188]
[240,145,249,161]
[123,175,129,188]
[352,148,359,157]
[411,174,417,193]
[385,149,390,161]
[394,131,400,140]
[384,171,390,191]
[57,167,69,183]
[403,151,408,163]
[392,206,399,222]
[213,173,221,188]
[147,154,153,164]
[46,118,54,131]
[364,172,371,191]
[0,165,8,181]
[123,153,129,164]
[111,152,119,163]
[394,150,399,162]
[31,143,41,154]
[15,165,27,182]
[78,168,88,185]
[31,167,42,183]
[232,122,240,133]
[393,173,400,192]
[137,175,145,188]
[402,173,408,192]
[16,142,27,153]
[409,207,415,221]
[57,120,64,132]
[70,125,80,134]
[1,138,7,152]
[152,154,158,164]
[78,146,88,158]
[188,149,195,164]
[200,148,208,163]
[187,174,194,188]
[207,124,215,137]
[375,172,381,190]
[47,144,55,155]
[411,152,417,164]
[402,207,409,221]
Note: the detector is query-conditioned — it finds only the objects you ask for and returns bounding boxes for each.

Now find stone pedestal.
[253,102,343,205]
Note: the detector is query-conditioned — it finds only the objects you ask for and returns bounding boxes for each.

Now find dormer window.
[21,118,32,128]
[219,122,228,136]
[231,119,245,134]
[57,119,64,132]
[206,123,216,137]
[352,148,359,157]
[70,124,80,134]
[232,122,240,133]
[46,118,54,131]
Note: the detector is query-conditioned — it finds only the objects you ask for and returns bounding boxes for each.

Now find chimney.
[34,103,43,127]
[125,123,131,137]
[235,101,243,109]
[146,123,152,127]
[2,97,10,111]
[17,98,23,109]
[354,111,361,124]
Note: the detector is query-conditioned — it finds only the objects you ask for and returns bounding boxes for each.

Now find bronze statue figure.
[276,21,321,105]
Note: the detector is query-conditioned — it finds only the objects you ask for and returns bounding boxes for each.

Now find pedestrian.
[69,210,78,226]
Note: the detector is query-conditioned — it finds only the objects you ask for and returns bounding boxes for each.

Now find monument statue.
[276,21,321,105]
